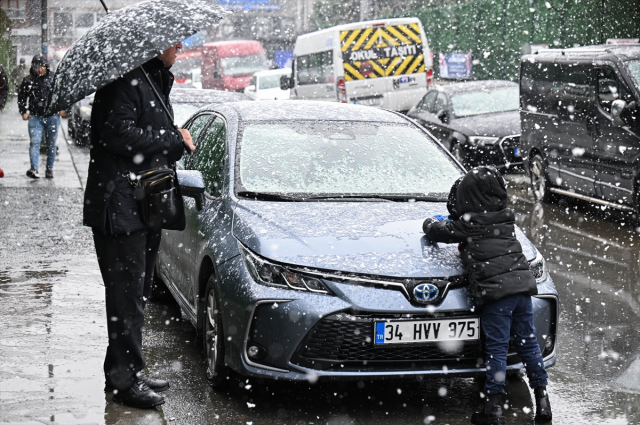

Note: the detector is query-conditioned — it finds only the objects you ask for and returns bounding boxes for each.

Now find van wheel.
[202,275,231,388]
[451,142,467,168]
[530,154,554,203]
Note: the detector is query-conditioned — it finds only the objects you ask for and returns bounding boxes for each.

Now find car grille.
[291,313,485,372]
[500,135,522,164]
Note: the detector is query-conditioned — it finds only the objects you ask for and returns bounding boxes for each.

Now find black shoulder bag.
[117,65,186,228]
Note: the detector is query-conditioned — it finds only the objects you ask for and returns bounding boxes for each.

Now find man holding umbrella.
[84,41,195,408]
[46,0,226,409]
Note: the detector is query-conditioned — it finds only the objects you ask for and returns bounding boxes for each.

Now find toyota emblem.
[413,283,439,303]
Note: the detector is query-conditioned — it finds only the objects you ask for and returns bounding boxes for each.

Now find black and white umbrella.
[46,0,228,116]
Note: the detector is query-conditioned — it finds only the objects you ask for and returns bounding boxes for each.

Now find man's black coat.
[83,57,186,234]
[17,55,54,117]
[423,167,537,305]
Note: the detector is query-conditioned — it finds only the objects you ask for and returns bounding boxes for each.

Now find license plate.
[354,98,381,106]
[374,318,480,345]
[514,148,520,157]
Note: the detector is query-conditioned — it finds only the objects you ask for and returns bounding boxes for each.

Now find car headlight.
[468,136,500,145]
[79,105,92,120]
[528,249,547,283]
[238,242,331,294]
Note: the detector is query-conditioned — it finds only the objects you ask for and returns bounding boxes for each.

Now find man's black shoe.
[471,393,506,425]
[105,372,170,393]
[111,380,164,409]
[534,386,552,422]
[26,166,39,179]
[45,168,54,179]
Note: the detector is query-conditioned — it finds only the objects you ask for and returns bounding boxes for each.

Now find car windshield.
[238,121,461,196]
[259,74,282,90]
[451,87,519,118]
[221,54,268,76]
[627,60,640,89]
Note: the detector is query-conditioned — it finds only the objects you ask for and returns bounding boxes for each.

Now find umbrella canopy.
[46,0,228,115]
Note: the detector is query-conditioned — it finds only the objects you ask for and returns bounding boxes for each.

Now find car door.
[428,92,453,144]
[159,113,215,302]
[182,116,228,310]
[592,64,640,203]
[409,90,439,130]
[294,51,335,101]
[554,62,597,196]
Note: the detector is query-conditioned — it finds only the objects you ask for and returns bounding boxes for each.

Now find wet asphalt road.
[2,113,640,423]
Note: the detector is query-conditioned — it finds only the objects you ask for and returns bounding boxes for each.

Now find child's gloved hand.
[432,214,449,222]
[424,215,448,225]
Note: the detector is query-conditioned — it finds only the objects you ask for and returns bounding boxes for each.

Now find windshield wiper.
[236,191,448,203]
[236,191,301,202]
[310,194,447,202]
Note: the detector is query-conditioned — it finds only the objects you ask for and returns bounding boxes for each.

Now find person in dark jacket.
[0,64,8,113]
[85,42,194,409]
[423,167,551,425]
[18,55,65,179]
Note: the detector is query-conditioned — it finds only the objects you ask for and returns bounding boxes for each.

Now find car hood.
[232,200,537,277]
[450,110,520,137]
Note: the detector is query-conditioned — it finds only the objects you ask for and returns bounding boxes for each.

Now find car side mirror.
[177,170,205,211]
[280,75,292,91]
[611,99,627,127]
[437,109,449,124]
[213,70,221,79]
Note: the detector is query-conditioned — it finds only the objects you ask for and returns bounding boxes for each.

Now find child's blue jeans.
[28,115,59,170]
[481,293,549,394]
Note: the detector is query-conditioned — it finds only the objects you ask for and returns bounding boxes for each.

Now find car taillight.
[337,77,347,103]
[426,68,433,86]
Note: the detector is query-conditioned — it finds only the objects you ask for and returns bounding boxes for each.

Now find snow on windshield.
[238,121,461,195]
[451,87,519,118]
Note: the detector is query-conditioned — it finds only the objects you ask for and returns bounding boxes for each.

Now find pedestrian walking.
[423,166,552,425]
[11,58,28,95]
[17,55,65,179]
[84,42,195,409]
[0,63,8,116]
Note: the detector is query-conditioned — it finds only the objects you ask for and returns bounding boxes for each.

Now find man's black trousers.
[92,226,161,391]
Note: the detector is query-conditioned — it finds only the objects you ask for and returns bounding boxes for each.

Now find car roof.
[170,88,252,103]
[202,101,410,123]
[436,80,518,95]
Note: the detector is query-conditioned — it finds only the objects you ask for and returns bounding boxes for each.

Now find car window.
[419,91,437,112]
[249,76,257,87]
[554,63,594,120]
[450,87,519,118]
[191,117,226,197]
[179,114,213,168]
[520,60,557,113]
[258,74,282,90]
[433,93,447,114]
[238,121,461,196]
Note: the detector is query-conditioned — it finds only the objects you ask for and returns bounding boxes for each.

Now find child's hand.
[432,214,449,222]
[424,215,447,225]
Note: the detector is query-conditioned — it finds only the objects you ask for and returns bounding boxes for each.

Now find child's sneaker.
[534,386,552,422]
[26,166,39,179]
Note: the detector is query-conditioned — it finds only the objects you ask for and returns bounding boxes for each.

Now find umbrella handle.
[139,66,190,152]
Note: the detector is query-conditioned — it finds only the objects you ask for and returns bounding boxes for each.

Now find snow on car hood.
[232,200,537,277]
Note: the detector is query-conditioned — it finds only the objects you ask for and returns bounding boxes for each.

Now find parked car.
[157,100,558,387]
[67,93,94,146]
[281,18,432,112]
[407,80,522,171]
[66,88,252,145]
[520,45,640,216]
[174,68,202,90]
[244,68,291,100]
[201,40,269,92]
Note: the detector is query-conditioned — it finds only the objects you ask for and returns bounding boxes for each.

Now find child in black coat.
[423,167,552,424]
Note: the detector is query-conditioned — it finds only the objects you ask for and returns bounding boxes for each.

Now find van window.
[296,50,333,86]
[554,63,594,120]
[597,67,620,114]
[520,61,556,113]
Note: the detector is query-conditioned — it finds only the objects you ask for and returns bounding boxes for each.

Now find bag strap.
[139,65,177,129]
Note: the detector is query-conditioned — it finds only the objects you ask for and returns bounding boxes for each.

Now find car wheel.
[451,142,467,168]
[203,274,230,388]
[530,154,554,203]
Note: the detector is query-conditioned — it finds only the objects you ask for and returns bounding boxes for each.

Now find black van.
[520,45,640,214]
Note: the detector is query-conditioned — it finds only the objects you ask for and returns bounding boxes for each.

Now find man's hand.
[178,128,195,152]
[22,113,30,120]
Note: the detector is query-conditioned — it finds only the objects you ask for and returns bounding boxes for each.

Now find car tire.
[202,274,231,388]
[530,154,554,203]
[451,142,467,168]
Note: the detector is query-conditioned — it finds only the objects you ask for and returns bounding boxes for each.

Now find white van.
[282,18,433,112]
